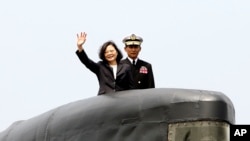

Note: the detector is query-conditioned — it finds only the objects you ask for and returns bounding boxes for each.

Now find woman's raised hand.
[77,32,87,51]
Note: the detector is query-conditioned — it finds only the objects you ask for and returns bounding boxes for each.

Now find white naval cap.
[122,34,143,46]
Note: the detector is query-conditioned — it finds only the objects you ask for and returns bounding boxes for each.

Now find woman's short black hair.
[99,40,123,63]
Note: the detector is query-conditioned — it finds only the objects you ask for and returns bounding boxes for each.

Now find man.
[121,34,155,89]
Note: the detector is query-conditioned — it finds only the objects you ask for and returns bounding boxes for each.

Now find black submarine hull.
[0,88,235,141]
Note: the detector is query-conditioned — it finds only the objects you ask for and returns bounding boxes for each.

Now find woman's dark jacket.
[76,50,134,95]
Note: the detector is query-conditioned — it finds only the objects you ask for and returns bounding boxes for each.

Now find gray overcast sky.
[1,0,249,131]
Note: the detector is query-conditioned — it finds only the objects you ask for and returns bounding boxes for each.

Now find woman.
[75,32,134,95]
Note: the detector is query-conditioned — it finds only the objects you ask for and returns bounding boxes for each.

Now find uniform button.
[138,81,141,84]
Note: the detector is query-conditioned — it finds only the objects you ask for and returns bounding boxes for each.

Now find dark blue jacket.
[121,58,155,89]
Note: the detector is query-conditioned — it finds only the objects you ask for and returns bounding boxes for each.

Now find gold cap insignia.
[130,34,136,40]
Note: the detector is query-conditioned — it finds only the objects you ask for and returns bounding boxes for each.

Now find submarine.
[0,88,235,141]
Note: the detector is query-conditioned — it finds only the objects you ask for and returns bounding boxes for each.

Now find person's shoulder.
[120,58,130,64]
[120,62,130,67]
[119,61,131,69]
[97,61,105,65]
[138,59,152,65]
